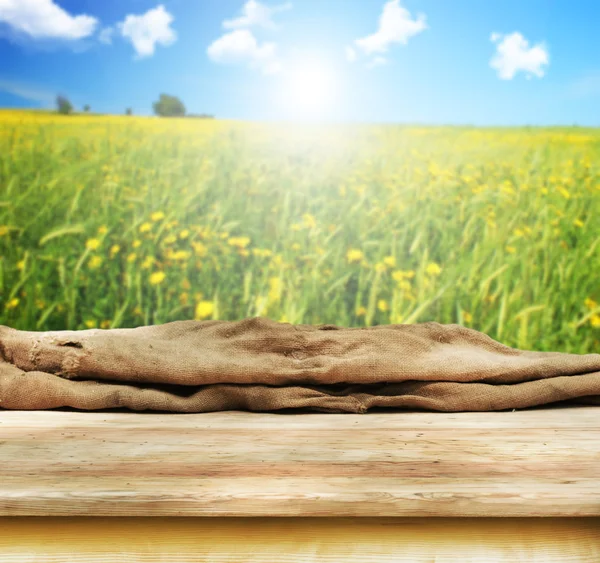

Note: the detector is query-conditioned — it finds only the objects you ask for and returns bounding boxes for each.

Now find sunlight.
[276,60,339,121]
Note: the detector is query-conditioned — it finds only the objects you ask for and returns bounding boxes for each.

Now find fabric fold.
[0,317,599,413]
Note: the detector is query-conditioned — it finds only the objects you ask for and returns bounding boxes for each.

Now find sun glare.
[276,61,339,121]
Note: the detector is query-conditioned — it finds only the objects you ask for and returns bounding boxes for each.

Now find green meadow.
[0,110,598,353]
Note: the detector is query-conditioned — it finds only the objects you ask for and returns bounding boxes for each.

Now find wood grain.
[1,516,599,562]
[0,406,599,517]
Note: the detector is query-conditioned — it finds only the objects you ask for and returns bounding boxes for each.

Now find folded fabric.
[1,317,599,413]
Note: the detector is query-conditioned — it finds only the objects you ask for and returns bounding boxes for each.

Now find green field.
[0,110,598,353]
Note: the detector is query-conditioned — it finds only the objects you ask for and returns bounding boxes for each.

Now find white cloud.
[490,32,549,80]
[118,4,176,58]
[208,2,289,74]
[367,56,388,69]
[346,46,356,63]
[207,29,281,74]
[223,0,291,30]
[0,0,97,40]
[98,26,114,45]
[354,0,426,56]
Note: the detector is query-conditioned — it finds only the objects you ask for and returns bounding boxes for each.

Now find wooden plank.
[1,516,599,562]
[0,406,599,517]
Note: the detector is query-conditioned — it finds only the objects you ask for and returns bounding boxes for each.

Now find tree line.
[55,94,213,118]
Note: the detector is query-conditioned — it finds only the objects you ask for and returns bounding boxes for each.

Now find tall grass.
[0,110,598,353]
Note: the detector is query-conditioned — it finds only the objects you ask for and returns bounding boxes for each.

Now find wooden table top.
[0,405,599,517]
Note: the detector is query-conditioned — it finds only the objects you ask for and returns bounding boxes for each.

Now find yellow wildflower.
[97,225,108,235]
[255,295,268,315]
[383,256,396,268]
[506,246,517,254]
[110,244,120,257]
[5,298,19,310]
[179,229,190,239]
[127,252,136,263]
[88,256,102,269]
[172,250,191,261]
[228,236,251,248]
[100,320,111,330]
[142,256,154,269]
[377,300,389,312]
[0,226,9,236]
[347,249,364,263]
[139,222,152,233]
[149,271,166,285]
[195,300,214,320]
[463,312,473,323]
[302,213,316,228]
[585,298,598,310]
[84,320,97,329]
[591,315,600,328]
[86,238,100,250]
[151,211,165,222]
[268,277,282,304]
[192,241,207,256]
[425,262,442,276]
[574,219,584,228]
[16,260,25,271]
[392,270,415,281]
[558,187,571,199]
[355,306,367,316]
[133,240,141,248]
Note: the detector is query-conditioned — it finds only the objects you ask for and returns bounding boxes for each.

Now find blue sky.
[1,0,599,124]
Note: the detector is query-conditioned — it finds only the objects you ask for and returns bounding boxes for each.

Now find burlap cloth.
[1,317,599,413]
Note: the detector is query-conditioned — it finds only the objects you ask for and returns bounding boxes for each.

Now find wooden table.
[1,405,599,561]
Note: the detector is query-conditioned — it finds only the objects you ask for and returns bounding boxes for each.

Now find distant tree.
[83,104,90,113]
[56,95,73,115]
[125,107,133,116]
[152,93,186,117]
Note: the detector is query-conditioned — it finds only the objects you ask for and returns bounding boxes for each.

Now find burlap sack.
[1,317,599,413]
